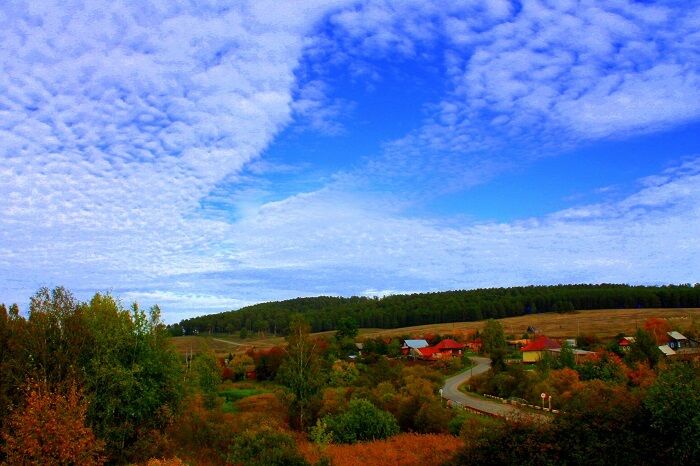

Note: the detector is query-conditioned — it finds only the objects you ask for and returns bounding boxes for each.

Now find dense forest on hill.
[174,284,700,335]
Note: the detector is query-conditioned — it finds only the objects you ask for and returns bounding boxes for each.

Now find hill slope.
[173,283,700,335]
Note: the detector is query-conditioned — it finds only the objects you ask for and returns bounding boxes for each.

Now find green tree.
[276,315,324,430]
[82,294,183,462]
[228,427,309,466]
[558,342,576,369]
[335,317,358,340]
[481,319,506,356]
[190,350,220,408]
[644,364,700,462]
[323,399,399,443]
[625,328,659,368]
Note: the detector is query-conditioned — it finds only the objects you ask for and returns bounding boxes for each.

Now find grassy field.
[170,307,700,356]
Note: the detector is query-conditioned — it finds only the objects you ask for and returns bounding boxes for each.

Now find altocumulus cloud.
[0,0,351,310]
[1,0,699,321]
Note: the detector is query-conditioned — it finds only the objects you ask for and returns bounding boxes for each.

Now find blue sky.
[1,0,699,323]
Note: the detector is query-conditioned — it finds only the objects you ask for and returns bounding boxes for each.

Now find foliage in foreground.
[1,383,105,465]
[315,399,399,444]
[0,287,183,464]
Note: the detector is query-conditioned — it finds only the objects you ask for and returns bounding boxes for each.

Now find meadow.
[171,307,700,356]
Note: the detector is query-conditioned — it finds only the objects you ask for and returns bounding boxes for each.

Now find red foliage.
[644,317,672,344]
[301,433,462,466]
[1,382,105,465]
[221,366,235,381]
[625,362,657,388]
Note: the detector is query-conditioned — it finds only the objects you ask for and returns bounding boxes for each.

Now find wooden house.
[521,335,561,363]
[402,339,429,356]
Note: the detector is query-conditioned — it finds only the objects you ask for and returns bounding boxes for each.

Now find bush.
[323,399,399,443]
[227,427,309,466]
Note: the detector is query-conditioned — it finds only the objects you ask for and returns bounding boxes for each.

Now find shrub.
[1,383,105,465]
[228,427,309,466]
[323,399,399,443]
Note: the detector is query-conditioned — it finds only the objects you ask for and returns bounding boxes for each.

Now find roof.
[417,346,440,357]
[403,339,429,349]
[521,335,561,352]
[658,345,677,356]
[434,338,465,350]
[619,336,635,345]
[667,331,687,341]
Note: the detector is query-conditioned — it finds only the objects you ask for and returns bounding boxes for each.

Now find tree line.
[173,283,700,335]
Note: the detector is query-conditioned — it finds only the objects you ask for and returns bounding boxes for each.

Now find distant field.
[170,308,700,355]
[356,308,700,340]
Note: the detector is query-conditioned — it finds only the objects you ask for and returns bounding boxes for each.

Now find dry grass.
[170,308,700,356]
[355,308,700,340]
[300,433,463,466]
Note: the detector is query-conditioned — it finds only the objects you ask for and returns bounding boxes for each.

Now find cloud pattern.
[1,0,699,321]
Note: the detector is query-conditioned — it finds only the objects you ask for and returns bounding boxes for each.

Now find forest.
[174,283,700,335]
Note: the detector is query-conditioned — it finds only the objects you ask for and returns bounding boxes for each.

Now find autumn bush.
[1,383,105,465]
[303,433,462,466]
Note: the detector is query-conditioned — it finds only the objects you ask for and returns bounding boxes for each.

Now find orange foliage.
[234,393,289,430]
[625,362,657,388]
[145,458,187,466]
[1,383,105,465]
[301,433,462,466]
[644,317,671,344]
[547,368,582,403]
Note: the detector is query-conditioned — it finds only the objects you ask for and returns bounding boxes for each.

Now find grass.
[170,307,700,357]
[218,385,266,413]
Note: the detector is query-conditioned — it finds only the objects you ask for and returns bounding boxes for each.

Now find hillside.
[171,307,700,357]
[173,283,700,335]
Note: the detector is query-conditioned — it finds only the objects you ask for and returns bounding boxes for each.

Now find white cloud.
[2,0,699,322]
[223,156,700,295]
[0,0,353,315]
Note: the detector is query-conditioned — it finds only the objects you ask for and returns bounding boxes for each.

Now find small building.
[659,331,700,359]
[402,339,429,356]
[521,335,561,363]
[507,338,530,349]
[619,336,636,351]
[546,347,596,364]
[416,346,441,359]
[465,338,482,352]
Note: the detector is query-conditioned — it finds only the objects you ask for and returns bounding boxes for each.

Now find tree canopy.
[176,283,700,335]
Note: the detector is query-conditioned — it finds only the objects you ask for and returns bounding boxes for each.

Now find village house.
[618,336,635,351]
[658,331,700,360]
[546,347,596,364]
[465,338,482,352]
[521,335,561,363]
[401,339,429,356]
[415,338,466,360]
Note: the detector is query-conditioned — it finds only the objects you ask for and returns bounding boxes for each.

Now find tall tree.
[276,315,324,430]
[481,319,506,355]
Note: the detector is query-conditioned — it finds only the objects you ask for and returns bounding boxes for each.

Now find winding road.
[442,357,534,419]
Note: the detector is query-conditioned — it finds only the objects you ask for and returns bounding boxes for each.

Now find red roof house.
[521,335,561,363]
[416,339,466,360]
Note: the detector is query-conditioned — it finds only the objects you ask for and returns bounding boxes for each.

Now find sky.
[1,0,699,323]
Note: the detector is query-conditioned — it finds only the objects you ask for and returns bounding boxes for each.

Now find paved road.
[442,357,528,419]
